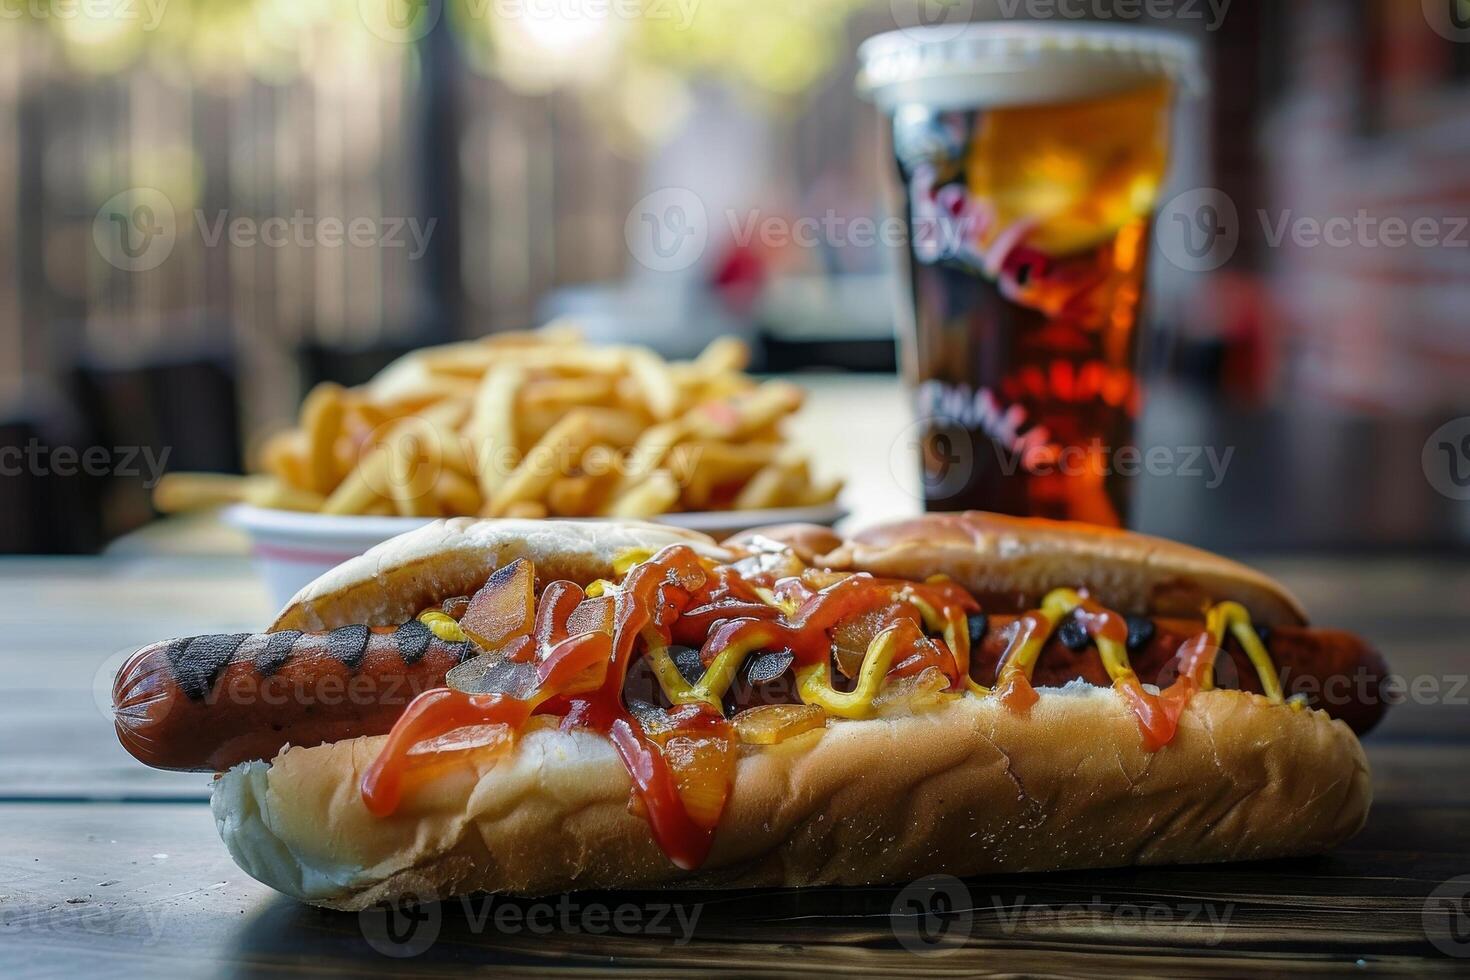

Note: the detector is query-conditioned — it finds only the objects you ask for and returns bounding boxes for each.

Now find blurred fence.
[0,18,642,440]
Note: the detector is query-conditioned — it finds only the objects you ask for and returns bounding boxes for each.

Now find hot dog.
[115,515,1380,910]
[114,611,1388,772]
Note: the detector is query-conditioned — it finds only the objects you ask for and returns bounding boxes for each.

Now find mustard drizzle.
[417,609,468,643]
[991,589,1287,707]
[641,584,1289,721]
[430,552,1291,726]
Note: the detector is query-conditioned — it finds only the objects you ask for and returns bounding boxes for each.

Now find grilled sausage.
[637,616,1388,735]
[114,613,1388,772]
[112,623,475,771]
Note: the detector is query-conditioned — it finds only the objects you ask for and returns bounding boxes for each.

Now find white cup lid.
[858,22,1203,110]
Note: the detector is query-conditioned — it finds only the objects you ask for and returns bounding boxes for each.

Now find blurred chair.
[70,339,242,546]
[754,275,899,374]
[0,385,105,554]
[296,335,447,391]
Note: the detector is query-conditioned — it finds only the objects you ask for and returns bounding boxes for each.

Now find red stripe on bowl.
[251,541,367,565]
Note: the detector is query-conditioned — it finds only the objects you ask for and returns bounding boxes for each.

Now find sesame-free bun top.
[270,518,733,632]
[722,523,845,564]
[816,512,1309,626]
[268,512,1306,635]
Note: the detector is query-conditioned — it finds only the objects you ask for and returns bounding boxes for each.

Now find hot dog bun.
[214,685,1369,910]
[818,512,1308,625]
[205,515,1366,909]
[271,518,733,632]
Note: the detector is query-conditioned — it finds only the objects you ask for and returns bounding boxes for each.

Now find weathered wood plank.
[4,801,1469,975]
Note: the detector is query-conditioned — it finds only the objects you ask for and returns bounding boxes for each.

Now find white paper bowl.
[222,503,847,610]
[220,506,435,610]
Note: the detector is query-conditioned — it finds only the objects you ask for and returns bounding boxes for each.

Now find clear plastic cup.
[860,23,1200,527]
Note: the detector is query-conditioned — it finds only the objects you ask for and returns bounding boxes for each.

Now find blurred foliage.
[629,0,863,95]
[14,0,869,140]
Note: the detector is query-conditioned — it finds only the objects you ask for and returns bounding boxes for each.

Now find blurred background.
[1,0,1467,553]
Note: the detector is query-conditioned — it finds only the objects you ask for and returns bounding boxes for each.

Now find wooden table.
[4,547,1470,976]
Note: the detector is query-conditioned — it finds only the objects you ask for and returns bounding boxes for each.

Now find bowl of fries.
[155,326,844,605]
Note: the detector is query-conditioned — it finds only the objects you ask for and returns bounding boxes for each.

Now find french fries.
[468,363,523,502]
[607,470,680,519]
[152,327,841,520]
[485,408,642,517]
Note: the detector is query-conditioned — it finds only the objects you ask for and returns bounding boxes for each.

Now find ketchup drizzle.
[360,546,1223,865]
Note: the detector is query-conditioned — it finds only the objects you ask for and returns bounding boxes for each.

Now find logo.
[624,187,708,273]
[358,0,441,43]
[358,872,442,957]
[891,874,973,956]
[1424,875,1470,956]
[1423,417,1470,501]
[93,188,176,272]
[358,417,448,503]
[1424,0,1470,42]
[95,646,169,726]
[1152,639,1241,691]
[1155,187,1239,272]
[890,0,976,41]
[889,416,977,504]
